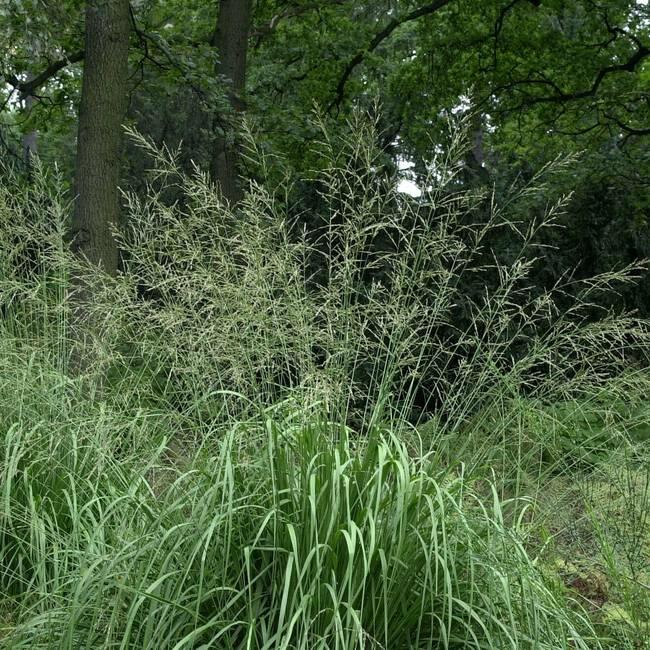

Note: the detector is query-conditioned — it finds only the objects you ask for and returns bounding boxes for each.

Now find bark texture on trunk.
[71,0,130,275]
[69,0,130,373]
[211,0,252,205]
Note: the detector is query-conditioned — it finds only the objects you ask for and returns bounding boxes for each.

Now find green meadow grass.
[0,366,597,648]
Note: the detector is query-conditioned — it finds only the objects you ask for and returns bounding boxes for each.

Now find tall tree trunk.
[71,0,130,274]
[211,0,252,205]
[69,0,130,371]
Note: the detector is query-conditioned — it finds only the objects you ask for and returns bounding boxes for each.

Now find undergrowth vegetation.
[1,116,649,648]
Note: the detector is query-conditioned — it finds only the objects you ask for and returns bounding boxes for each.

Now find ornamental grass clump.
[0,387,599,648]
[2,114,648,441]
[74,113,647,442]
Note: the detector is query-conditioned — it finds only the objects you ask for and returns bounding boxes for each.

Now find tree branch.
[490,0,541,71]
[252,0,345,44]
[128,6,214,104]
[498,43,650,111]
[606,113,650,137]
[4,51,85,97]
[328,0,455,112]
